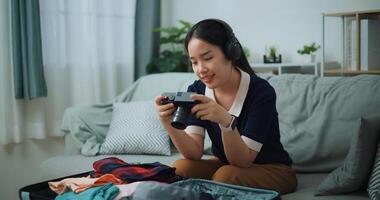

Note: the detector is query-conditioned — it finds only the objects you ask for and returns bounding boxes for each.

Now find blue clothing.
[55,183,119,200]
[186,75,292,165]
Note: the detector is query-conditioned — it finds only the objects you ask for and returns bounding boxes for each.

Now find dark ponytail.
[184,19,256,76]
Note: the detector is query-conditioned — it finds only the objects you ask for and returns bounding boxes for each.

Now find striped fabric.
[90,157,181,183]
[100,101,171,156]
[368,141,380,200]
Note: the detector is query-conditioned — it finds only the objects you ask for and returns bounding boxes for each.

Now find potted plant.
[146,20,193,74]
[297,42,320,63]
[146,20,252,73]
[264,46,281,63]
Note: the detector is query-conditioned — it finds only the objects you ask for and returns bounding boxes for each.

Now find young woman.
[155,19,297,194]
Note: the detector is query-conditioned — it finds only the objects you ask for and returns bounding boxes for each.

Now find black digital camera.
[161,92,199,130]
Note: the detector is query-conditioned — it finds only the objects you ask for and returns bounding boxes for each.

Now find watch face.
[231,116,238,129]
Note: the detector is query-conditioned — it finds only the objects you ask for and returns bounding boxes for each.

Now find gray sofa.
[41,72,380,200]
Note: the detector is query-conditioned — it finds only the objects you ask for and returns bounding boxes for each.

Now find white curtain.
[0,0,136,145]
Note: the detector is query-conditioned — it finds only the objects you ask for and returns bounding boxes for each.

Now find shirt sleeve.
[240,82,277,152]
[184,81,208,136]
[184,125,205,137]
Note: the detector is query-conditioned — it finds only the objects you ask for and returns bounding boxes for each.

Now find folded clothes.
[49,174,123,194]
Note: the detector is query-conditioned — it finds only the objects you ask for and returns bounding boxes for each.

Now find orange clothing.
[49,174,123,194]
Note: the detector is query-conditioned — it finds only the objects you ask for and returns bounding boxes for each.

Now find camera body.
[161,92,199,130]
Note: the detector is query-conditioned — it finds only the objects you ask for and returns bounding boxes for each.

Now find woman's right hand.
[155,95,175,125]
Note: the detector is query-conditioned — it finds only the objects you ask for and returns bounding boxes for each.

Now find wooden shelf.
[321,9,380,77]
[324,69,380,75]
[251,62,318,76]
[323,9,380,17]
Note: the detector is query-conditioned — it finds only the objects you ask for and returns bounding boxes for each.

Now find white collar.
[205,68,251,117]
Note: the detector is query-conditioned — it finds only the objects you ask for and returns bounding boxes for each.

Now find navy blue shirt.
[186,72,292,165]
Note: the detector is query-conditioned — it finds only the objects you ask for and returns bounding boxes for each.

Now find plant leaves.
[146,20,193,74]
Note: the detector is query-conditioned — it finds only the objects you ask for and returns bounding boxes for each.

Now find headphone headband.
[192,19,242,61]
[199,19,235,39]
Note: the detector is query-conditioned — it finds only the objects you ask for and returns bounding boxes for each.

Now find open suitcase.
[19,172,281,200]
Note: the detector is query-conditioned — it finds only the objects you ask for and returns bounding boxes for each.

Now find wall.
[161,0,380,65]
[0,138,65,200]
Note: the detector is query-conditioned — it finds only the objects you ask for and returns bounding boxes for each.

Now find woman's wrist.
[219,112,238,133]
[220,113,232,128]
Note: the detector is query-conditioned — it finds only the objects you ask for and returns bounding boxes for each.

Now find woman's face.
[187,37,233,89]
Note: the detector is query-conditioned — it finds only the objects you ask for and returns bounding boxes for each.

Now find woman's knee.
[172,158,222,179]
[212,164,297,194]
[172,159,193,177]
[212,165,241,184]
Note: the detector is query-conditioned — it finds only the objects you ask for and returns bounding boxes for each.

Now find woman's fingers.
[155,95,175,121]
[191,102,210,114]
[158,103,174,112]
[195,109,209,120]
[191,94,211,103]
[156,95,174,111]
[155,95,164,105]
[159,108,175,117]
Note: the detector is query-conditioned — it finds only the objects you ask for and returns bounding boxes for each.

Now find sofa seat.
[282,173,369,200]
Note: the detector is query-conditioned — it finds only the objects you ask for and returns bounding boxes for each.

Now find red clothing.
[91,157,182,183]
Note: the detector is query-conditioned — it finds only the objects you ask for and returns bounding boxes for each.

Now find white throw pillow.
[100,101,171,156]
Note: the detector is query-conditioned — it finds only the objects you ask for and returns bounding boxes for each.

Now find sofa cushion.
[268,74,380,172]
[100,101,171,156]
[316,114,380,195]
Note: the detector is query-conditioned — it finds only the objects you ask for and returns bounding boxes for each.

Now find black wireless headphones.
[192,19,242,61]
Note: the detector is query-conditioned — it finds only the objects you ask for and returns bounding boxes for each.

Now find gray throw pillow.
[100,101,171,156]
[315,114,380,195]
[368,141,380,200]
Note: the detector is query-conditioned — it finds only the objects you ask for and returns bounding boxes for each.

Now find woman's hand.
[155,96,175,125]
[191,94,231,127]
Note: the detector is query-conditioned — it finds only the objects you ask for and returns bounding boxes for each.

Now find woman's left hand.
[191,94,231,127]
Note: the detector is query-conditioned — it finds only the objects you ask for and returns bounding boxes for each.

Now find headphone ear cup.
[225,37,242,61]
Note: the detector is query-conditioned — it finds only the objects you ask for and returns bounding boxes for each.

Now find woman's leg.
[212,164,297,194]
[172,157,225,179]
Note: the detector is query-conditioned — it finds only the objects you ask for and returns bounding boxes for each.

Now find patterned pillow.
[368,141,380,200]
[100,101,171,156]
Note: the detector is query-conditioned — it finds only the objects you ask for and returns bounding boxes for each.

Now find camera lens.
[171,106,191,130]
[168,95,175,101]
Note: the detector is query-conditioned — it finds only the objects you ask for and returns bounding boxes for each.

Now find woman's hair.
[184,19,256,76]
